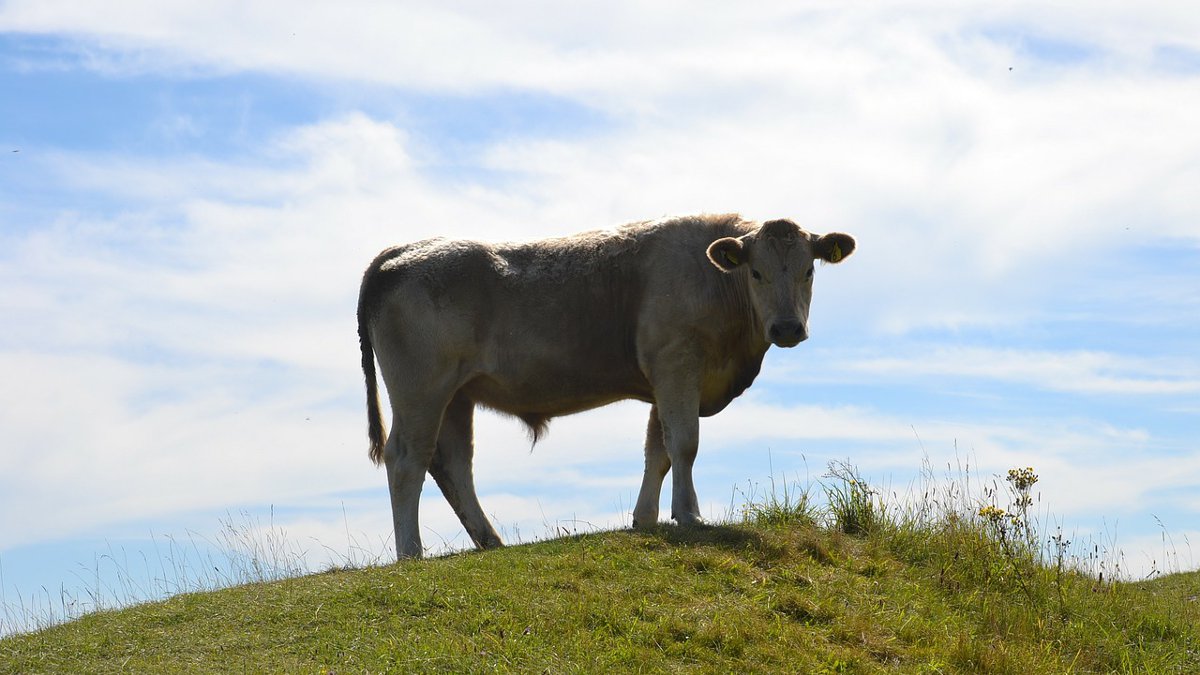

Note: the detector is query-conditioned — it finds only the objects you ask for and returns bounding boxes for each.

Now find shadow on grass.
[412,521,799,567]
[623,522,799,561]
[639,522,761,547]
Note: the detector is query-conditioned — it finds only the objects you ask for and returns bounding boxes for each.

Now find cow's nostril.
[769,320,807,346]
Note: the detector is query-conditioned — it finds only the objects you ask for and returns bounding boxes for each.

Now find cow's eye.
[805,266,814,280]
[751,269,762,281]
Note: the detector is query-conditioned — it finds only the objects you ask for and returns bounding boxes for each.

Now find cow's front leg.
[652,375,703,526]
[632,406,669,528]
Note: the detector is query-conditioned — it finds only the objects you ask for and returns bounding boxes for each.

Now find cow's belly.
[455,321,765,420]
[461,360,653,418]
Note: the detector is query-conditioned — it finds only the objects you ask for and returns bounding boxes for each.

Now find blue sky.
[2,2,1199,632]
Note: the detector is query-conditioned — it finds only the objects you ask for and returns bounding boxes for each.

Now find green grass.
[3,465,1199,673]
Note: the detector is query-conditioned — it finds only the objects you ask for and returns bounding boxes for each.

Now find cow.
[357,213,855,558]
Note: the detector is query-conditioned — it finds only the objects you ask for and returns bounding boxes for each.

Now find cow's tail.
[358,289,387,466]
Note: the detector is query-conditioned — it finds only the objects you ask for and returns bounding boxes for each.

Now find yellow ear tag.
[726,250,740,266]
[830,243,843,263]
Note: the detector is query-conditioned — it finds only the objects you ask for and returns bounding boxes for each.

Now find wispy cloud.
[4,3,1200,86]
[844,347,1200,395]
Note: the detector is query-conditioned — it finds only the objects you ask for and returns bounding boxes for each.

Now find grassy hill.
[3,467,1198,673]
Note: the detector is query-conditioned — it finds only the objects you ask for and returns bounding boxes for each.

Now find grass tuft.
[823,460,889,536]
[738,471,818,529]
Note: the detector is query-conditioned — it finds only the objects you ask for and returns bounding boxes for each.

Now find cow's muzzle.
[769,319,807,347]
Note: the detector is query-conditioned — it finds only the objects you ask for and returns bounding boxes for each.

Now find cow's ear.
[812,232,856,264]
[707,237,745,272]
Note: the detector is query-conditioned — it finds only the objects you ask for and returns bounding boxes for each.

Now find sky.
[1,1,1198,632]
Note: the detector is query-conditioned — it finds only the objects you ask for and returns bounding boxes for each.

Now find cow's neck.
[696,273,771,417]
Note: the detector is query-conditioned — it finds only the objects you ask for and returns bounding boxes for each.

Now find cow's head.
[706,219,855,347]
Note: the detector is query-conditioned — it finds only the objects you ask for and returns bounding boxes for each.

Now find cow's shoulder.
[631,214,754,277]
[622,212,751,247]
[631,214,756,312]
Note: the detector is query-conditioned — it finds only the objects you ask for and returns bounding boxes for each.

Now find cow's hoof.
[632,517,656,529]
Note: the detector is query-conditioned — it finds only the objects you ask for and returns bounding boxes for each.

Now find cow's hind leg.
[632,406,670,528]
[428,392,503,550]
[384,388,454,559]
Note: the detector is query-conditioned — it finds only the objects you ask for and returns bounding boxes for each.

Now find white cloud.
[842,346,1200,395]
[5,2,1199,89]
[0,350,374,550]
[8,5,1200,318]
[689,388,1200,523]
